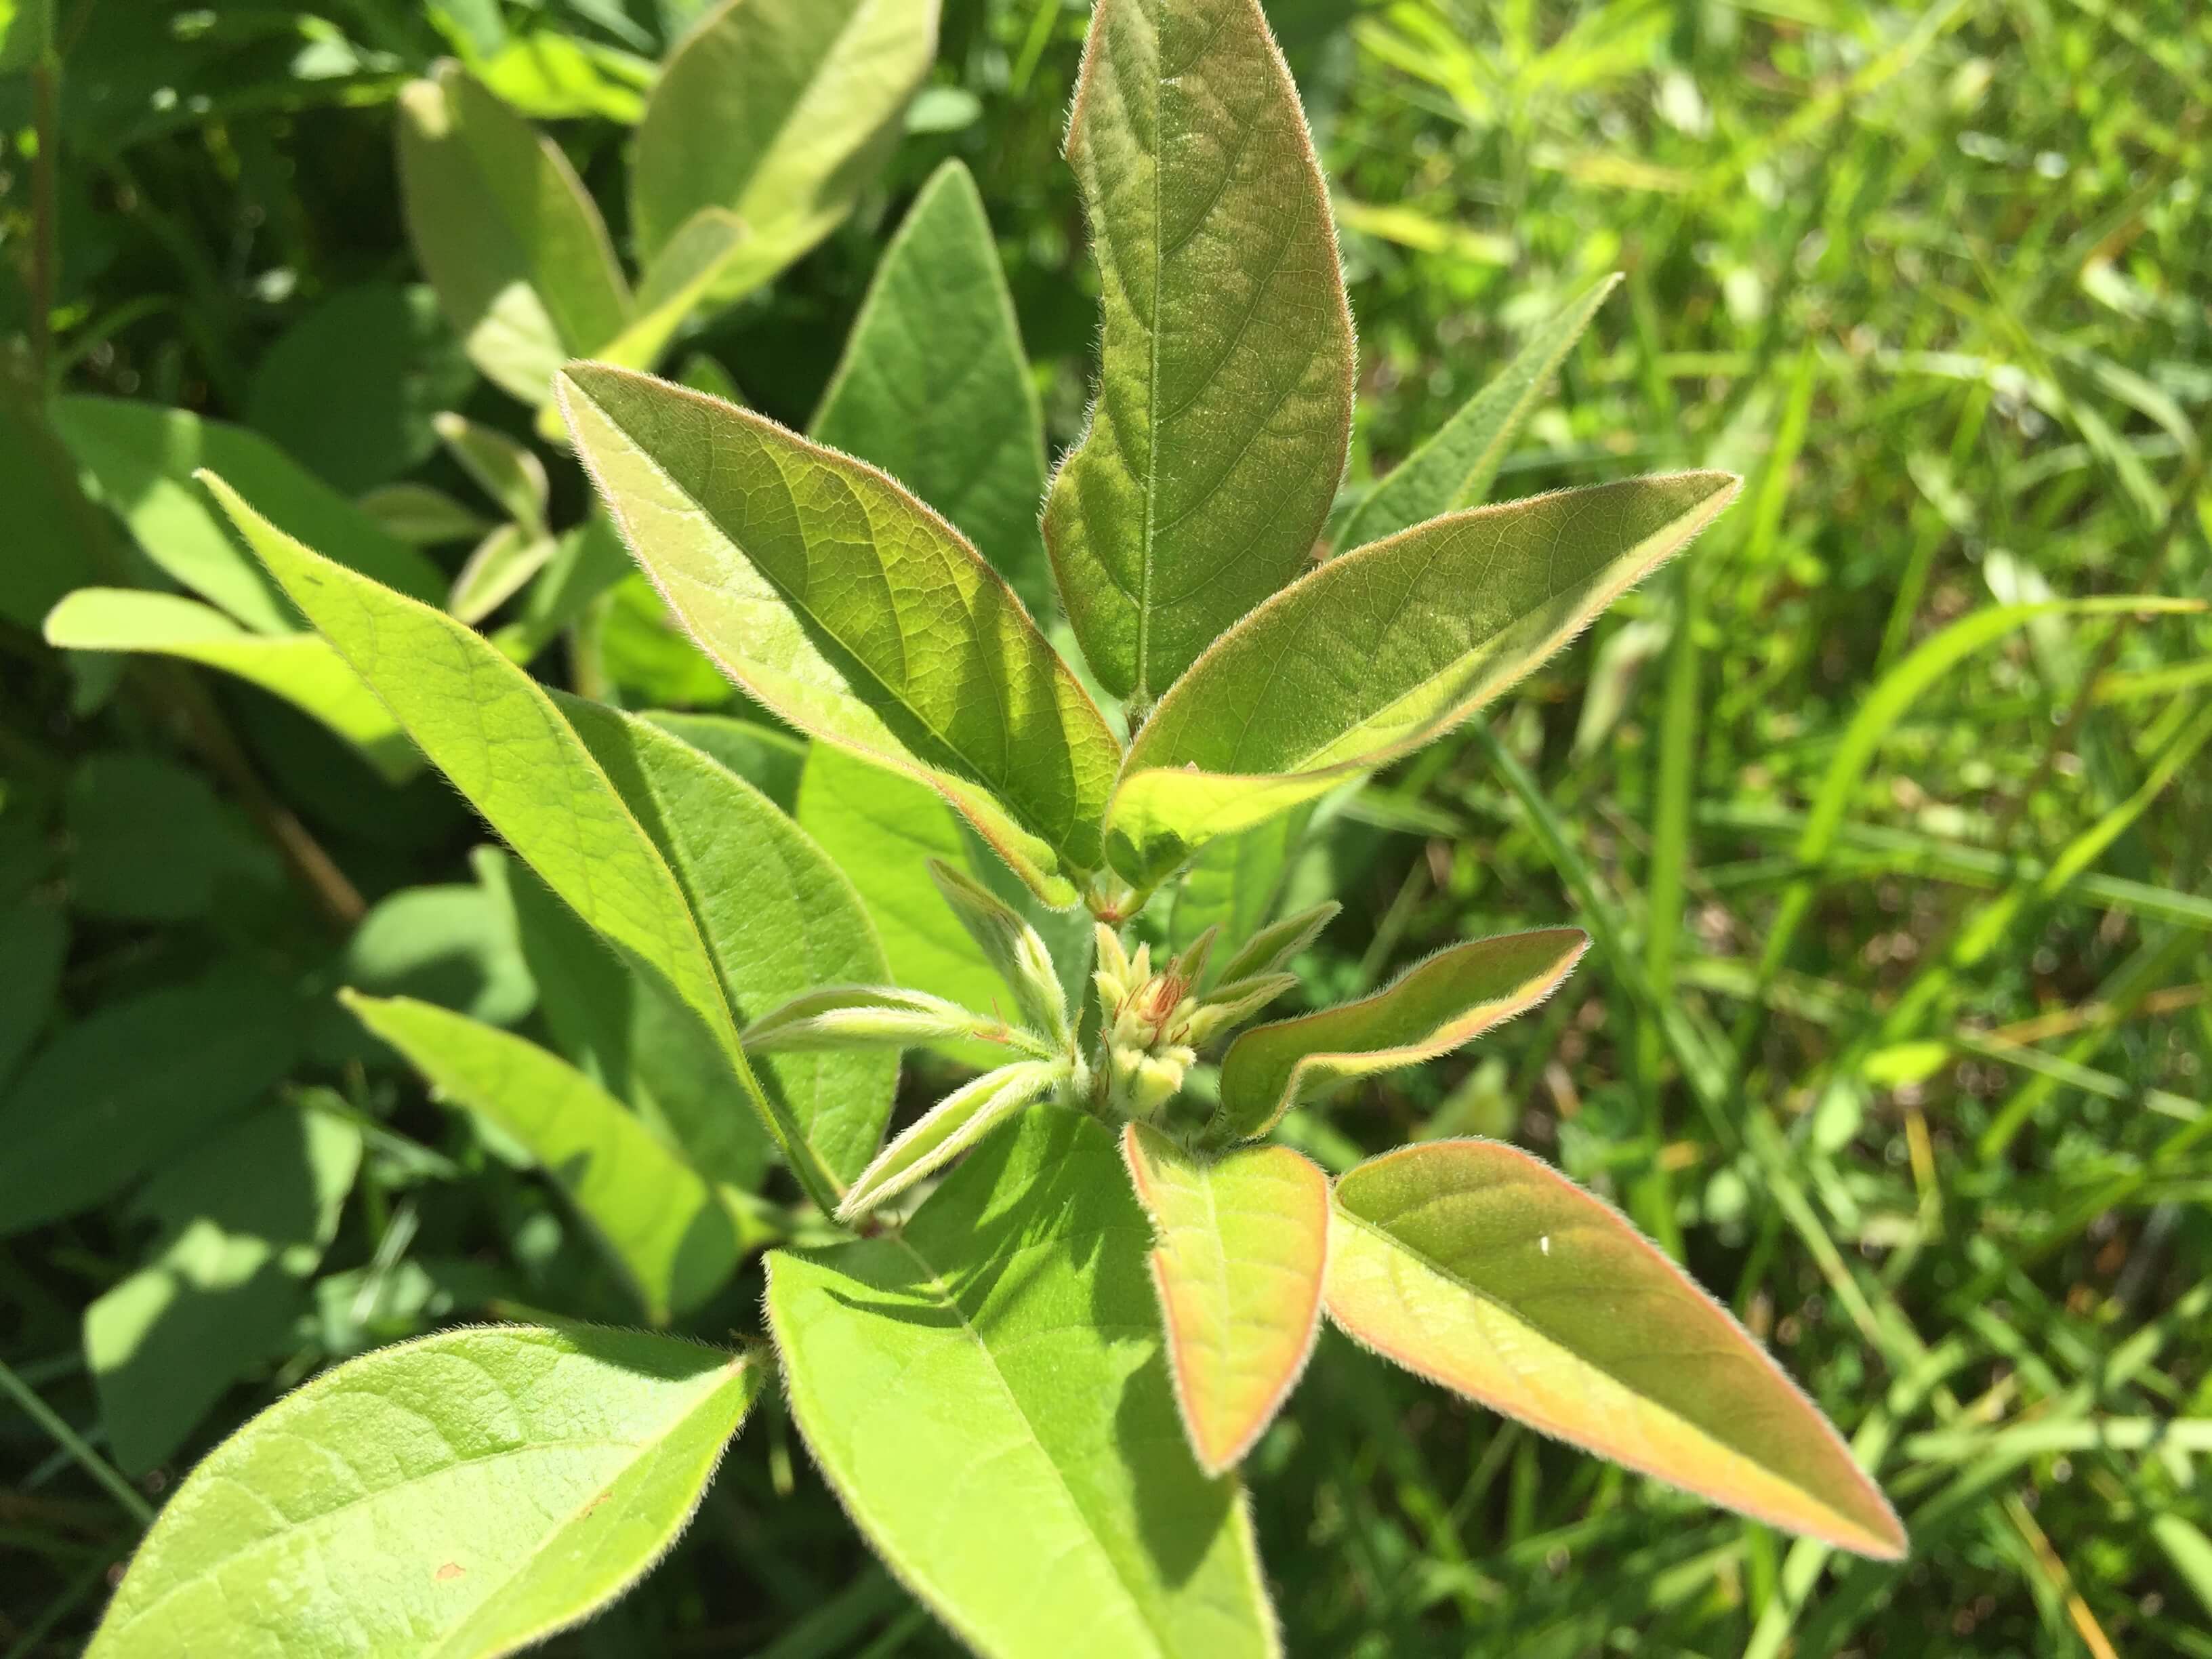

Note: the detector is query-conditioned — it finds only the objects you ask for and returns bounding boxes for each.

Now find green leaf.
[341,879,537,1031]
[558,363,1123,904]
[813,159,1052,616]
[449,525,559,624]
[434,411,548,536]
[247,283,474,493]
[1333,274,1622,552]
[1042,0,1356,705]
[1122,1124,1327,1474]
[398,60,633,406]
[86,1326,763,1658]
[836,1059,1063,1222]
[1167,811,1314,957]
[65,750,271,922]
[0,373,102,630]
[1108,472,1740,886]
[744,985,1039,1054]
[87,1102,361,1475]
[501,852,772,1193]
[345,993,741,1321]
[924,859,1069,1046]
[43,589,419,783]
[199,472,840,1215]
[0,969,301,1237]
[358,482,490,548]
[628,0,939,300]
[552,695,897,1185]
[0,895,65,1090]
[767,1107,1279,1658]
[1212,897,1340,987]
[1215,927,1586,1140]
[54,397,446,632]
[1325,1141,1907,1559]
[491,512,634,664]
[643,712,805,813]
[0,0,49,73]
[594,207,754,377]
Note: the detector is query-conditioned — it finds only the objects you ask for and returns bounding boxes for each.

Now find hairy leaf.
[1334,274,1622,552]
[1215,928,1586,1140]
[1043,0,1355,703]
[1123,1124,1327,1473]
[54,397,443,632]
[813,159,1052,615]
[1109,472,1740,885]
[0,968,300,1237]
[449,525,558,624]
[836,1059,1063,1223]
[434,412,548,537]
[559,364,1122,903]
[553,696,896,1184]
[398,61,632,405]
[346,994,739,1321]
[43,590,417,782]
[1326,1141,1906,1559]
[629,0,939,300]
[87,1103,360,1474]
[87,1326,762,1658]
[1166,811,1314,957]
[768,1107,1279,1658]
[200,475,838,1211]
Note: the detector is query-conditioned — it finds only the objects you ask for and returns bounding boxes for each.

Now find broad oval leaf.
[813,159,1052,616]
[54,396,444,632]
[398,61,633,407]
[1109,472,1740,886]
[1122,1124,1327,1474]
[0,968,301,1237]
[768,1107,1279,1659]
[558,364,1122,903]
[552,695,897,1185]
[1042,0,1355,705]
[86,1325,763,1658]
[629,0,939,300]
[835,1059,1062,1223]
[1326,1141,1906,1559]
[43,589,417,783]
[1333,274,1622,552]
[198,474,839,1214]
[1216,928,1587,1141]
[345,993,740,1322]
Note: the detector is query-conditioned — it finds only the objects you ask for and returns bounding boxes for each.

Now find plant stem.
[0,1357,154,1528]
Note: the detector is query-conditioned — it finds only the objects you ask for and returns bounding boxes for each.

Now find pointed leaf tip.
[1327,1141,1907,1560]
[1124,1124,1328,1473]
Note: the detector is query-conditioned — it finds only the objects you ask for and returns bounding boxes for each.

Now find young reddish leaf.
[1326,1141,1907,1560]
[1122,1124,1328,1474]
[1214,928,1587,1141]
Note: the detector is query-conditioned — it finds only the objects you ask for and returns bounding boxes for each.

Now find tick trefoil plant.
[82,1,1904,1652]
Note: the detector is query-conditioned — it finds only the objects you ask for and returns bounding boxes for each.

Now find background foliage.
[4,0,2210,1654]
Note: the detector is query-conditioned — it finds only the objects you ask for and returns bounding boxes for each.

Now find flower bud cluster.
[1092,926,1299,1120]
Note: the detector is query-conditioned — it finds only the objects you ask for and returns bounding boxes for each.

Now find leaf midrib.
[890,1230,1176,1659]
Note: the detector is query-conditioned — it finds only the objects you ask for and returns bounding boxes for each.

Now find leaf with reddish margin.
[1213,928,1587,1141]
[1326,1141,1906,1560]
[1122,1124,1328,1475]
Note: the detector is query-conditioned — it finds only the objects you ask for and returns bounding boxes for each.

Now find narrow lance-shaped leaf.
[345,993,741,1322]
[1215,928,1587,1141]
[398,61,633,406]
[813,159,1053,617]
[1326,1141,1907,1559]
[629,0,941,302]
[590,208,754,377]
[86,1326,764,1659]
[1333,273,1622,552]
[1123,1124,1328,1475]
[558,364,1123,905]
[835,1059,1063,1224]
[435,412,548,537]
[449,525,558,625]
[744,985,1045,1056]
[926,859,1069,1048]
[1042,0,1356,705]
[199,472,842,1217]
[769,1107,1280,1659]
[552,695,897,1185]
[1109,472,1740,886]
[43,589,417,783]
